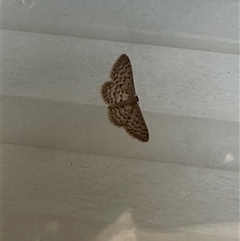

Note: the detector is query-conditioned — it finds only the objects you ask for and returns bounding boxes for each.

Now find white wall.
[3,144,239,241]
[2,30,239,170]
[3,0,239,54]
[2,0,239,240]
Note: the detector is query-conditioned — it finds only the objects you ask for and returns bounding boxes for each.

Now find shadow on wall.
[2,95,239,172]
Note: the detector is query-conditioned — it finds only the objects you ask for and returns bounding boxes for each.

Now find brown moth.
[101,54,149,142]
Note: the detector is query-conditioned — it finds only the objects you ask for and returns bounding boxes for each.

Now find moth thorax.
[128,95,139,104]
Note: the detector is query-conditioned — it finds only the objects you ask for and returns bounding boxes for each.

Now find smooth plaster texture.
[2,0,239,54]
[2,144,239,241]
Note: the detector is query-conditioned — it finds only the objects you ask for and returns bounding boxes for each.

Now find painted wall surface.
[3,144,239,241]
[2,1,239,240]
[2,0,239,54]
[2,30,239,170]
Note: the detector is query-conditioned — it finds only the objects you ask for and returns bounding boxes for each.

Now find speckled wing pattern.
[101,54,149,142]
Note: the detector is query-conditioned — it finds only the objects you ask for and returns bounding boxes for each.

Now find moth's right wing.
[108,103,149,142]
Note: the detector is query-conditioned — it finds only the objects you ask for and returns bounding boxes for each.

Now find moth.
[101,54,149,142]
